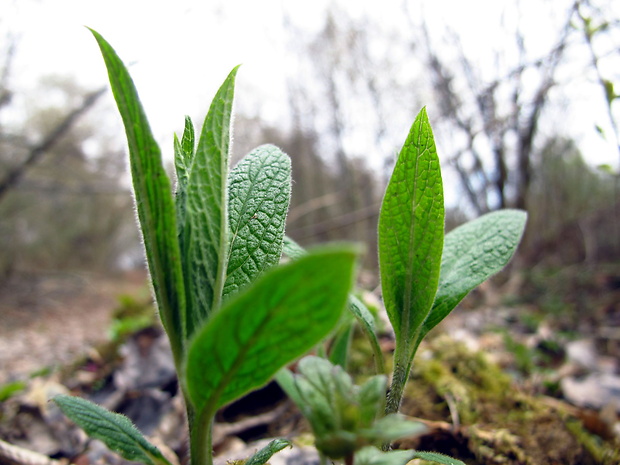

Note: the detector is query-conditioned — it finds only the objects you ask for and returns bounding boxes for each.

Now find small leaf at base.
[53,395,171,465]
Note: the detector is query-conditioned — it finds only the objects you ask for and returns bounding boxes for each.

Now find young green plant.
[277,112,526,465]
[282,111,527,417]
[53,29,358,465]
[52,27,527,465]
[377,111,527,413]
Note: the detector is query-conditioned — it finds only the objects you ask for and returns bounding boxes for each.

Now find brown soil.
[0,270,148,384]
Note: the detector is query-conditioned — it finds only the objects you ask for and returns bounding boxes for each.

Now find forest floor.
[0,270,148,385]
[0,265,619,465]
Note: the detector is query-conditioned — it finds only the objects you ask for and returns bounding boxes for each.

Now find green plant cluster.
[53,29,527,465]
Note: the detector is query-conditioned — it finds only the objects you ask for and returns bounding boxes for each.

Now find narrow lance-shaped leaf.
[420,209,527,337]
[181,66,239,338]
[378,107,444,347]
[53,395,172,465]
[224,145,292,298]
[245,439,292,465]
[175,115,195,193]
[185,246,357,414]
[412,451,466,465]
[89,29,186,362]
[174,116,195,229]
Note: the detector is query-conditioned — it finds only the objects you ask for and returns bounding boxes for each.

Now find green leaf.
[89,29,186,362]
[174,116,196,195]
[355,446,416,465]
[0,380,26,401]
[282,235,307,260]
[281,237,384,374]
[224,145,292,298]
[180,66,239,338]
[185,246,357,414]
[357,375,387,426]
[329,319,354,369]
[378,107,444,349]
[412,451,466,465]
[359,415,426,443]
[245,438,292,465]
[348,295,385,374]
[174,116,196,231]
[421,209,527,336]
[53,395,171,465]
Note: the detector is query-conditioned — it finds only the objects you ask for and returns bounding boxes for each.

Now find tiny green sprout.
[277,356,426,461]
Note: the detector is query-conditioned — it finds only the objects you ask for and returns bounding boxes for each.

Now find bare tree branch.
[0,87,106,203]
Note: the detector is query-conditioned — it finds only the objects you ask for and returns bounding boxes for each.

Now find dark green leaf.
[53,395,171,465]
[378,107,444,347]
[245,438,292,465]
[421,210,527,336]
[224,145,291,298]
[185,246,357,414]
[89,29,186,361]
[180,66,239,338]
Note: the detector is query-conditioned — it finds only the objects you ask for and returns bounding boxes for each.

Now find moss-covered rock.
[396,335,619,465]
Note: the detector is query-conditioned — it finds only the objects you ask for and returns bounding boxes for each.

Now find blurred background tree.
[0,0,618,279]
[0,55,139,277]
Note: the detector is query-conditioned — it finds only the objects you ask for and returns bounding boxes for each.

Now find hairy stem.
[189,409,214,465]
[385,336,422,415]
[385,355,410,415]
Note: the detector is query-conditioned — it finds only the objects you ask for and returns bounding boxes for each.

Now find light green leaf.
[174,116,195,195]
[348,295,384,374]
[378,107,444,348]
[355,446,416,465]
[359,415,427,443]
[89,29,186,362]
[357,375,387,426]
[224,145,292,298]
[174,116,195,231]
[412,451,466,465]
[53,395,171,465]
[185,246,357,414]
[181,66,239,338]
[245,439,292,465]
[282,235,307,260]
[421,209,527,336]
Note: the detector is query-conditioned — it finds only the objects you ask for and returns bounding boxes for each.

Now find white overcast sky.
[2,0,619,175]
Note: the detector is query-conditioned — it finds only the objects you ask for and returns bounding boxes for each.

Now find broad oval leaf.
[378,107,444,343]
[282,236,384,373]
[90,29,186,362]
[53,395,171,465]
[422,209,527,334]
[180,66,239,339]
[185,246,357,414]
[224,144,292,298]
